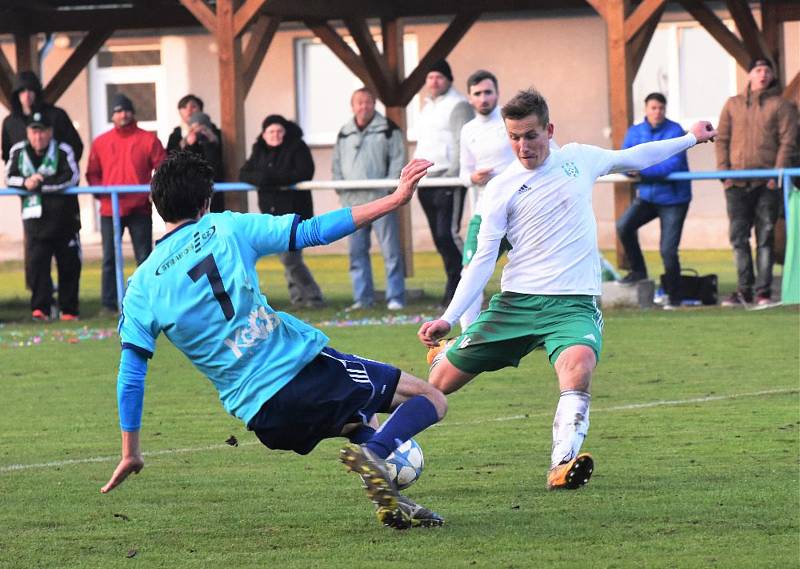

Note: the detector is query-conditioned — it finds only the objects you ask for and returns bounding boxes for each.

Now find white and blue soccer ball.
[386,438,424,490]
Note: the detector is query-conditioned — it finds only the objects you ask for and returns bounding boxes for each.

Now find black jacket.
[1,72,83,162]
[6,140,81,239]
[166,124,224,181]
[239,120,315,218]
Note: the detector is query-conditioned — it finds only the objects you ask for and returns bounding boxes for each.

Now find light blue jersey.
[119,211,329,425]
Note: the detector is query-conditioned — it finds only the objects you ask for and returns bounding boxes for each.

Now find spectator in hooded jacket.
[717,58,798,307]
[239,114,325,308]
[166,94,225,212]
[2,71,83,163]
[333,87,406,310]
[616,92,691,310]
[5,112,81,321]
[86,93,167,313]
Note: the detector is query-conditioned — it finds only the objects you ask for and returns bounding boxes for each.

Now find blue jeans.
[348,210,405,305]
[101,214,152,309]
[616,198,689,303]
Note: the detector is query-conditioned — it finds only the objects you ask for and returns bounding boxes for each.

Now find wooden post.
[604,0,635,269]
[382,16,414,277]
[14,33,38,75]
[217,0,248,211]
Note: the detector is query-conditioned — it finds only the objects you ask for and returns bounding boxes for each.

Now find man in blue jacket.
[616,93,691,309]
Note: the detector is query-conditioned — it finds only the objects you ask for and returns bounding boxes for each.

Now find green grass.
[0,251,798,568]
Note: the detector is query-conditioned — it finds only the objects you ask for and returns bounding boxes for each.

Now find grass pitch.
[0,251,798,568]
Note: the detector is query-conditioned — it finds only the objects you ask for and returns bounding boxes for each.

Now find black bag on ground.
[660,269,718,305]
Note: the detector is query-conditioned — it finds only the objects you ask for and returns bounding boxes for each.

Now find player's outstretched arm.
[607,121,717,174]
[350,159,433,228]
[101,430,144,493]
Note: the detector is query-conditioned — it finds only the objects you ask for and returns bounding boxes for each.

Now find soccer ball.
[386,438,424,490]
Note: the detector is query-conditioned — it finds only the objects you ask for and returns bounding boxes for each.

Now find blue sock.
[365,396,439,459]
[347,425,376,444]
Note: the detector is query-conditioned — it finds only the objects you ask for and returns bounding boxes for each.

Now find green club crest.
[562,161,580,178]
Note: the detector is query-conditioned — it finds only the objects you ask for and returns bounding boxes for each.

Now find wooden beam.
[304,19,378,94]
[0,47,14,110]
[178,0,217,35]
[605,0,636,269]
[624,0,666,42]
[774,1,800,22]
[584,0,607,20]
[677,0,751,69]
[382,15,414,277]
[0,6,198,33]
[242,14,280,96]
[345,17,395,103]
[630,4,665,77]
[43,29,113,104]
[15,33,38,74]
[761,0,781,62]
[784,70,800,102]
[725,0,770,61]
[234,0,270,37]
[217,0,247,210]
[398,11,480,106]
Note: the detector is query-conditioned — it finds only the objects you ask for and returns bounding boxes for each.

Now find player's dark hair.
[644,92,667,105]
[151,151,214,222]
[466,70,498,92]
[177,94,204,110]
[501,88,550,125]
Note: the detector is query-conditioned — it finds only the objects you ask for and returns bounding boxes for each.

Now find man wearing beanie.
[1,71,83,163]
[717,58,798,307]
[86,93,167,313]
[414,59,475,306]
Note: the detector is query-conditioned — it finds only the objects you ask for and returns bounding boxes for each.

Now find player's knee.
[423,386,448,421]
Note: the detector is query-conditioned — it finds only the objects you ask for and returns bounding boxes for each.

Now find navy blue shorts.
[247,346,401,455]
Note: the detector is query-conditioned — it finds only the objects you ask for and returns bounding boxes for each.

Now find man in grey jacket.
[333,87,407,310]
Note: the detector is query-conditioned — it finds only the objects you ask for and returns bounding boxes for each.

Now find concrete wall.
[0,13,798,261]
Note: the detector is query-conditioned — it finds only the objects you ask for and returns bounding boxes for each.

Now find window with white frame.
[633,22,738,126]
[295,35,420,145]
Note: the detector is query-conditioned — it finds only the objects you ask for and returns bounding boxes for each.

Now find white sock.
[550,390,591,467]
[459,293,483,331]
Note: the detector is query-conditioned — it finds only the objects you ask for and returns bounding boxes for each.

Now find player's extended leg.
[340,372,446,529]
[548,345,596,490]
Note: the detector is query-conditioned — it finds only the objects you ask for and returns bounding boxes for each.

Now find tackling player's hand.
[689,121,717,144]
[418,319,451,348]
[394,159,434,205]
[100,455,144,493]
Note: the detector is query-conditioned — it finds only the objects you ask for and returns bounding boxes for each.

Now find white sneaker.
[387,300,404,311]
[346,301,368,311]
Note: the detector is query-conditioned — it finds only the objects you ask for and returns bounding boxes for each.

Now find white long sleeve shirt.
[441,133,698,325]
[459,106,516,193]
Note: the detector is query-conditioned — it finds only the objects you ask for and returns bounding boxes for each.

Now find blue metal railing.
[0,167,798,311]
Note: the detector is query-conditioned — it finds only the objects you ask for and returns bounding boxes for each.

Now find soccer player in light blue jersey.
[101,152,446,529]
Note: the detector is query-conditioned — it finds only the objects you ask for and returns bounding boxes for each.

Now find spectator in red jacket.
[86,93,167,313]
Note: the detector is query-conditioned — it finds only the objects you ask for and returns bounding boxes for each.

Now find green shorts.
[445,292,604,374]
[462,215,512,266]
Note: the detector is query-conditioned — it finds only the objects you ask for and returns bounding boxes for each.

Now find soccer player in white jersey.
[419,88,716,490]
[101,152,448,529]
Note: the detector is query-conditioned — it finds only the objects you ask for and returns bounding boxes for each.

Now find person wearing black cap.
[413,59,475,306]
[5,112,81,321]
[166,94,225,212]
[717,58,798,307]
[239,114,325,308]
[86,92,167,313]
[1,70,83,163]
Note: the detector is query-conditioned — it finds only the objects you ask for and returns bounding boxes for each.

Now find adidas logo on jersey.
[517,183,531,194]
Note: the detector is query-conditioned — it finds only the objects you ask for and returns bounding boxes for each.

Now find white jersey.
[459,107,516,205]
[441,133,698,325]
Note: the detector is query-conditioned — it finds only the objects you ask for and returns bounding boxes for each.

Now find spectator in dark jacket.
[5,112,81,321]
[239,115,325,308]
[166,94,225,212]
[616,92,691,309]
[2,71,83,163]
